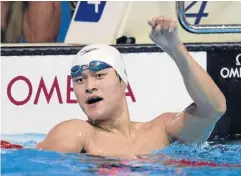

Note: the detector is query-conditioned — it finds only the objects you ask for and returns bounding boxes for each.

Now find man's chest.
[84,127,170,156]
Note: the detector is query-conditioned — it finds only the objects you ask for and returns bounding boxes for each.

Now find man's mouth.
[86,96,103,105]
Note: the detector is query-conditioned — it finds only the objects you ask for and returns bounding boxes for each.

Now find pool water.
[1,133,241,176]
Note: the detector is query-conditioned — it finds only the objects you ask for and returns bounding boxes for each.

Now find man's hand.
[148,16,180,54]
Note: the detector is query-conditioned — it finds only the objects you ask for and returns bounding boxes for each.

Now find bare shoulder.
[52,119,93,131]
[36,119,95,152]
[46,119,94,139]
[150,112,179,143]
[151,112,178,125]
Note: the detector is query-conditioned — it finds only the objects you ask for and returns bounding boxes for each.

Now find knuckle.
[158,16,164,21]
[172,20,177,25]
[171,21,177,27]
[155,24,161,31]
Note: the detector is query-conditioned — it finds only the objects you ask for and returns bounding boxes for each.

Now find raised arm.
[36,119,93,153]
[149,16,226,144]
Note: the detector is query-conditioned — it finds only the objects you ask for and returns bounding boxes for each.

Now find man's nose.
[85,78,98,94]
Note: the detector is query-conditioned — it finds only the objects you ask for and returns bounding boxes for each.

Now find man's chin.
[87,113,105,122]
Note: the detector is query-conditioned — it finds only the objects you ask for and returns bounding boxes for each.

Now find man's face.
[72,67,126,121]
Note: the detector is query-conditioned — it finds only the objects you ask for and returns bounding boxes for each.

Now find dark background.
[207,51,241,139]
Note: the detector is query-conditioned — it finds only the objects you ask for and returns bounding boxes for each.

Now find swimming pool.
[1,133,241,176]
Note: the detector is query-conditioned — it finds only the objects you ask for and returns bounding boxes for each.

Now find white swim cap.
[72,44,128,85]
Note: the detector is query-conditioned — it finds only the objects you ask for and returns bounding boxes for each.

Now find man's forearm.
[169,42,226,117]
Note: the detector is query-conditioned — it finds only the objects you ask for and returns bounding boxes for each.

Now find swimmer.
[36,16,226,159]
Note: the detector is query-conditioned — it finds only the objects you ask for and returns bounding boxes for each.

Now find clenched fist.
[148,16,180,53]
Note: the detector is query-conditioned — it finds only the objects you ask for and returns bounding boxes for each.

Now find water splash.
[153,141,241,165]
[1,133,241,176]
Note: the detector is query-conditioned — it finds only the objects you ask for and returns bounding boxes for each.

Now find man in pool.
[36,16,226,159]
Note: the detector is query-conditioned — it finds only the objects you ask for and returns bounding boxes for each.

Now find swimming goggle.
[71,60,111,78]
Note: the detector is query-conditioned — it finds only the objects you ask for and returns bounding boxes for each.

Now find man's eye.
[96,74,105,79]
[74,77,85,83]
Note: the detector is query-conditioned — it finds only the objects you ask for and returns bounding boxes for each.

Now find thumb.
[148,20,154,28]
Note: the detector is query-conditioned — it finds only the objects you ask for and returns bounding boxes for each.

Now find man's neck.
[89,103,135,141]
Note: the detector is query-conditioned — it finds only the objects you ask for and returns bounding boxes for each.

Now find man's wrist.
[163,41,189,65]
[169,40,183,53]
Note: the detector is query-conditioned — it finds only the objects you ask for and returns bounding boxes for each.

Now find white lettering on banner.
[236,54,241,66]
[1,52,206,134]
[220,54,241,79]
[87,1,101,13]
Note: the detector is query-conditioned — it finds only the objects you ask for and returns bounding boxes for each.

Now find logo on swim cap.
[79,48,98,56]
[124,69,127,76]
